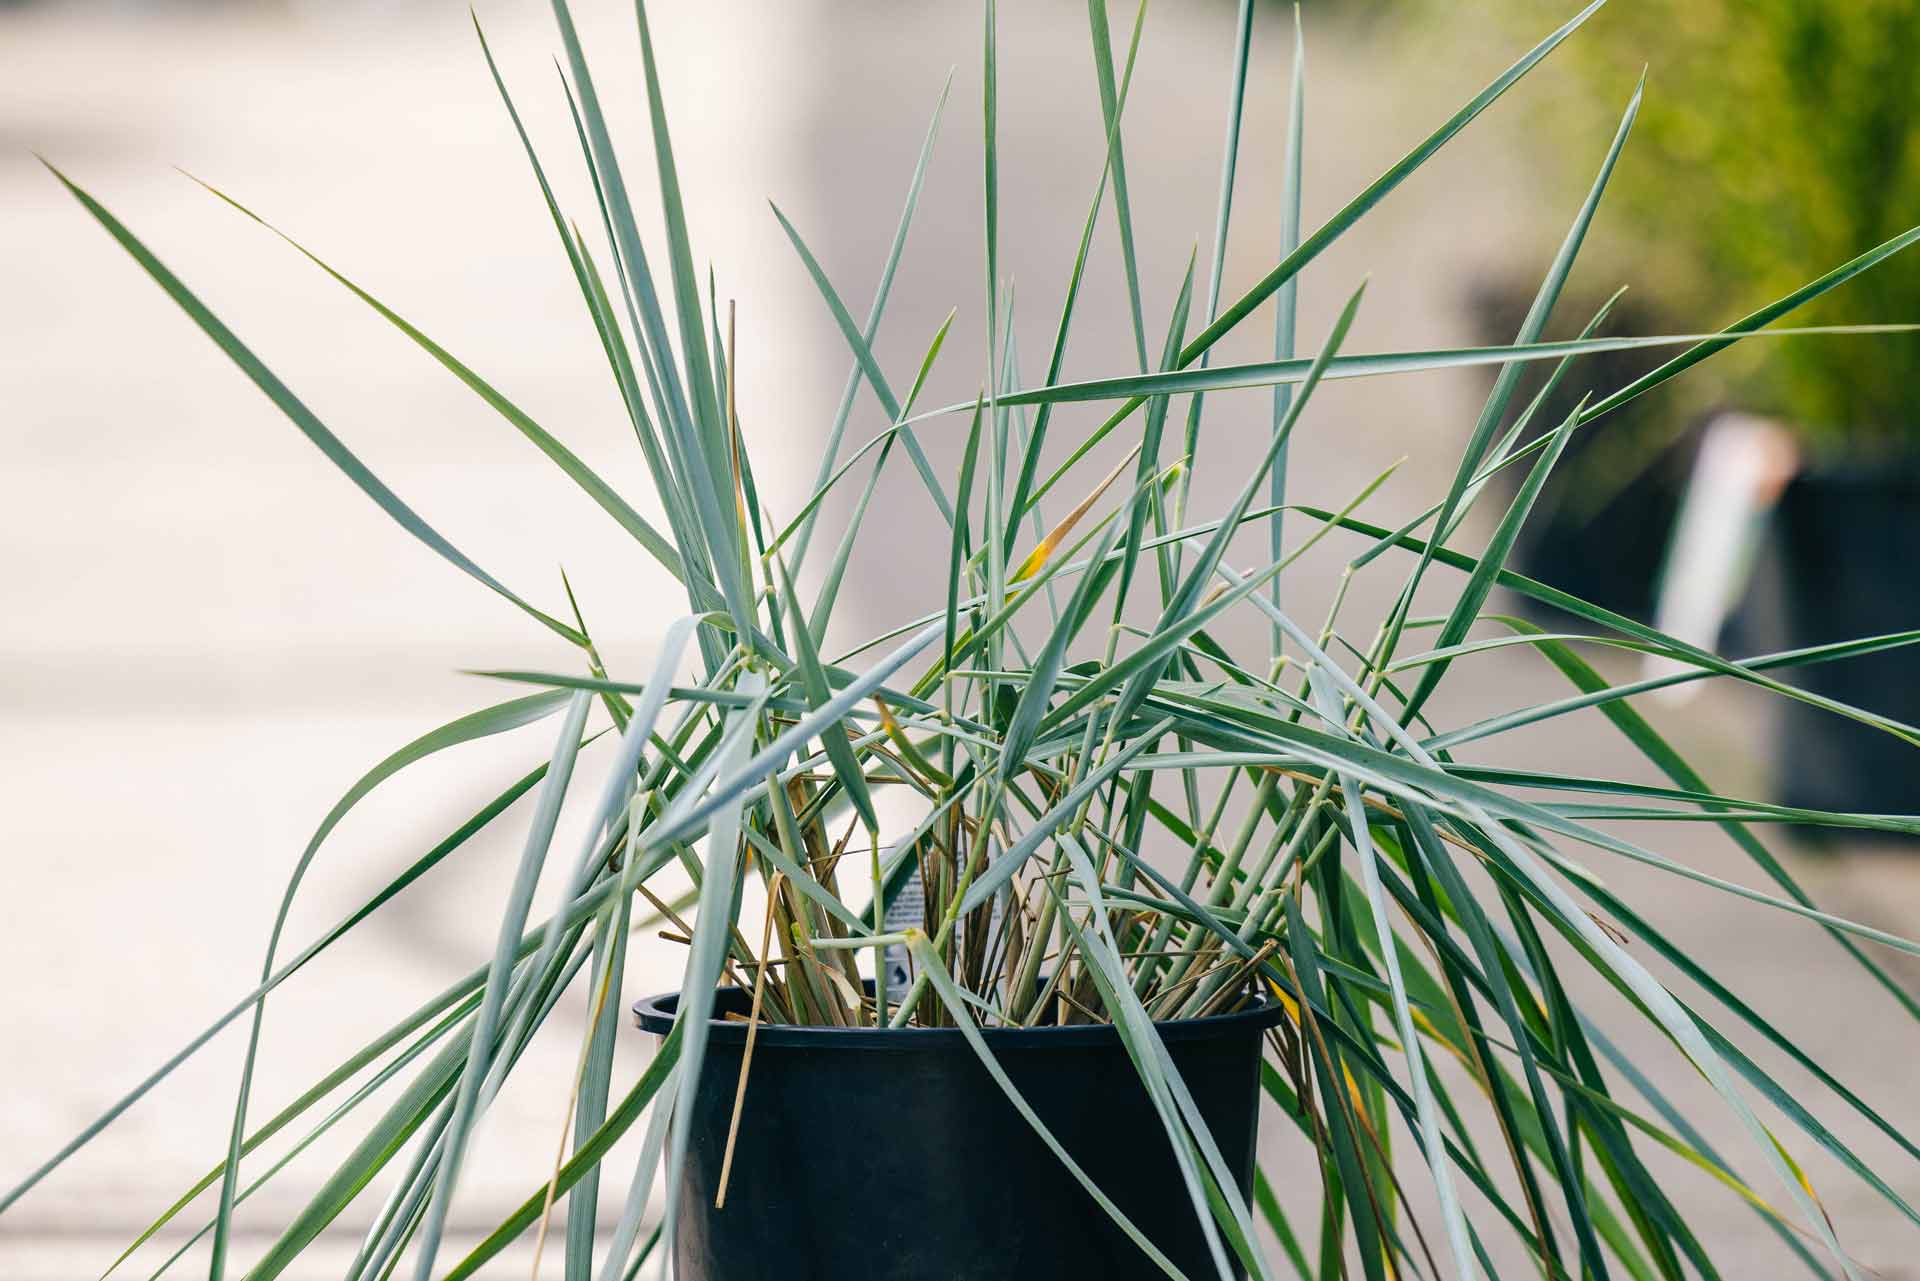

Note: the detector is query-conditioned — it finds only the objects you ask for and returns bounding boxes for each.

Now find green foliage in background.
[1532,0,1920,446]
[6,2,1920,1280]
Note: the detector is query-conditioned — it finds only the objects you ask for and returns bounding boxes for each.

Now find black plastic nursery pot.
[633,987,1286,1280]
[1760,466,1920,828]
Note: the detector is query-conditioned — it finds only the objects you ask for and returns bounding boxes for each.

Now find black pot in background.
[633,987,1284,1281]
[1745,466,1920,828]
[1465,282,1698,628]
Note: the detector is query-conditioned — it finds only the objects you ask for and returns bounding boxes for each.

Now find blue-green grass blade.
[984,0,1003,551]
[1496,620,1920,1023]
[1452,766,1920,838]
[470,668,783,711]
[1000,301,1920,514]
[1035,556,1289,741]
[138,995,480,1280]
[1002,0,1149,556]
[1098,285,1361,738]
[1546,1065,1813,1274]
[945,398,985,774]
[1400,626,1920,696]
[1559,875,1920,1228]
[975,323,1920,411]
[473,17,640,426]
[766,330,959,582]
[1388,831,1596,1273]
[1392,77,1641,715]
[563,895,629,1281]
[809,309,956,640]
[808,430,898,644]
[44,162,583,646]
[1392,806,1607,1278]
[777,557,879,834]
[473,13,694,579]
[204,690,569,1274]
[438,1022,683,1281]
[661,674,766,1257]
[567,228,718,621]
[1248,616,1870,1277]
[1015,0,1608,510]
[619,1225,663,1281]
[741,822,875,936]
[1490,862,1876,1276]
[548,0,753,641]
[1578,1019,1833,1277]
[1440,289,1625,547]
[260,918,595,1281]
[555,72,702,551]
[0,745,576,1220]
[192,178,687,587]
[1396,394,1588,724]
[1000,321,1064,622]
[1268,6,1305,638]
[1115,251,1196,607]
[1586,239,1920,425]
[1458,77,1639,491]
[959,716,1174,914]
[1291,509,1920,749]
[1284,896,1391,1281]
[487,619,701,1110]
[1249,212,1908,590]
[631,0,727,490]
[1174,0,1256,530]
[1098,829,1482,1171]
[101,990,480,1279]
[771,201,956,526]
[1085,0,1150,374]
[774,311,957,577]
[245,1024,469,1280]
[653,622,944,850]
[407,692,594,1281]
[110,800,683,1272]
[1466,900,1715,1280]
[1001,511,1131,778]
[793,75,953,571]
[1184,0,1604,366]
[1140,721,1920,963]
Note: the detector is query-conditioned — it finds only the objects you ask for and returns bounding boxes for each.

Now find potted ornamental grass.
[10,1,1920,1277]
[1486,0,1920,820]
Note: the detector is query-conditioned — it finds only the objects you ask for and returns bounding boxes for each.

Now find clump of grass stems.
[10,1,1920,1279]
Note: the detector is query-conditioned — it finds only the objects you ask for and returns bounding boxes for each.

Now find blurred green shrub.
[1515,0,1920,450]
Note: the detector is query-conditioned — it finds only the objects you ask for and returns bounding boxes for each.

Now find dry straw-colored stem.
[716,872,785,1209]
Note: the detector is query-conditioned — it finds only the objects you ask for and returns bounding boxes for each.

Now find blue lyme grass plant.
[9,1,1920,1278]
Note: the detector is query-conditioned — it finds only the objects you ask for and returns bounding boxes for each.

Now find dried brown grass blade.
[1008,441,1142,584]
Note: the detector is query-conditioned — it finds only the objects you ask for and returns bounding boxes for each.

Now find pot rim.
[631,985,1287,1050]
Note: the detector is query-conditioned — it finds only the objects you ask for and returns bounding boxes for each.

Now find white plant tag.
[879,839,1006,992]
[1648,413,1799,702]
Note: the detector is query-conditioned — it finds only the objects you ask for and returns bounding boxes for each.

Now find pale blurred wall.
[6,2,1920,1277]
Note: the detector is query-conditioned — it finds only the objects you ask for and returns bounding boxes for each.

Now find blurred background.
[4,0,1918,1276]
